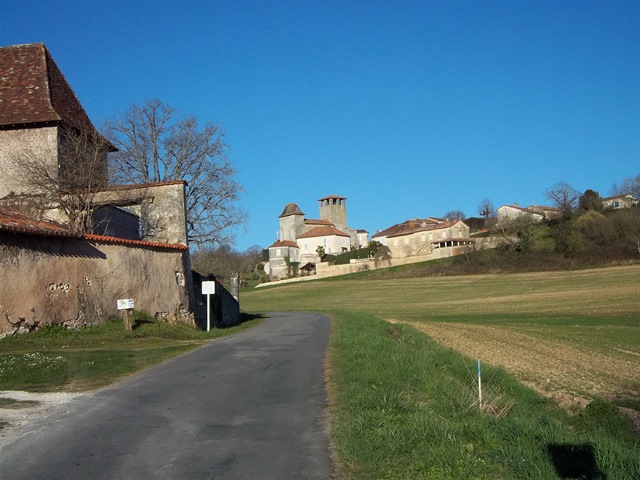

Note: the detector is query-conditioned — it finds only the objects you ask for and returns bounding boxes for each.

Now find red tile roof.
[297,226,350,239]
[0,43,99,136]
[84,234,188,251]
[0,207,81,238]
[268,240,299,248]
[304,218,333,226]
[0,207,187,250]
[372,218,449,239]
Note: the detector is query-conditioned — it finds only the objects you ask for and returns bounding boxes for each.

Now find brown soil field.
[389,320,640,413]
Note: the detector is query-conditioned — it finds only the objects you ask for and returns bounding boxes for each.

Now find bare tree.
[611,174,640,198]
[545,182,579,212]
[12,124,111,234]
[444,210,466,221]
[478,198,495,218]
[103,99,245,246]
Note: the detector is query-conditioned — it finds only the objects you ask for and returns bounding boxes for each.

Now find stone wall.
[191,276,240,329]
[0,232,195,335]
[91,182,188,245]
[0,127,59,198]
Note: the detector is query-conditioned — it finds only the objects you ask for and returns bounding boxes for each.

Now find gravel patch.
[0,391,88,447]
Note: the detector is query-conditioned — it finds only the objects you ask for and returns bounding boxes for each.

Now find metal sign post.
[201,281,216,332]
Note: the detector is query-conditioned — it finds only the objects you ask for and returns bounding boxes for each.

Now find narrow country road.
[0,312,332,480]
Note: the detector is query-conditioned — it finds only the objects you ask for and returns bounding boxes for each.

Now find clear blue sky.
[2,1,639,251]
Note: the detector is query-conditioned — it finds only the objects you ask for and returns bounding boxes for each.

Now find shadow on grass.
[547,443,607,479]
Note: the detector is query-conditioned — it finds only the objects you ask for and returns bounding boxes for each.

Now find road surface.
[0,312,332,479]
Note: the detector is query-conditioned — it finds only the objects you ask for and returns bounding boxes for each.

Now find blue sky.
[2,1,639,251]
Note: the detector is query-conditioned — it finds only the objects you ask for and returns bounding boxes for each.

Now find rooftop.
[0,43,100,137]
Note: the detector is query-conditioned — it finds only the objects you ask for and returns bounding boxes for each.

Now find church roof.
[278,203,305,218]
[0,43,99,136]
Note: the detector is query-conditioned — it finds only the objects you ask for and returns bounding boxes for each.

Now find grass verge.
[329,311,640,479]
[0,313,263,392]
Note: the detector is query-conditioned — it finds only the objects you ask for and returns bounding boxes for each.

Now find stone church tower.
[278,203,305,242]
[319,195,347,230]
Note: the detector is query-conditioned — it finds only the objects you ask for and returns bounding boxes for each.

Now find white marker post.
[477,359,483,408]
[201,281,216,332]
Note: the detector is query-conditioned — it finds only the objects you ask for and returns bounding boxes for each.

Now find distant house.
[496,204,560,225]
[602,194,638,210]
[372,217,472,258]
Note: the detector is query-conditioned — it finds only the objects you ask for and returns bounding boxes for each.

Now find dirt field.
[389,320,640,413]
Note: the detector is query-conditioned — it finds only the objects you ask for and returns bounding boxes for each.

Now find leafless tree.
[102,99,245,246]
[545,182,579,212]
[444,210,466,221]
[478,198,495,218]
[611,174,640,198]
[13,124,111,234]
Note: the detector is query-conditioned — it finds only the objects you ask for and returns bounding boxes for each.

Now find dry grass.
[392,320,640,410]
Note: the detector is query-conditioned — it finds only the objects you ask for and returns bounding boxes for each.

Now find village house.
[496,203,560,225]
[602,194,639,210]
[372,217,473,259]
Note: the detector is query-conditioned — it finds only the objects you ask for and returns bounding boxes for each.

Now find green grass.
[329,312,639,479]
[0,313,263,392]
[242,265,640,479]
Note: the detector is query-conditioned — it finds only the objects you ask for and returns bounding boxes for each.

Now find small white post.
[201,281,216,332]
[477,359,483,407]
[206,293,211,332]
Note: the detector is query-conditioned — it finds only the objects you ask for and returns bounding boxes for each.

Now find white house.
[602,194,638,210]
[496,204,560,225]
[297,225,351,260]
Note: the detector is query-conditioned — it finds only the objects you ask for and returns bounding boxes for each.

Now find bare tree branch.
[103,99,246,246]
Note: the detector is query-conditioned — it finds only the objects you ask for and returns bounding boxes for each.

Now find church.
[267,195,367,280]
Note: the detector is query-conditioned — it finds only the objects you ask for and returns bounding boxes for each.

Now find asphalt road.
[0,312,332,480]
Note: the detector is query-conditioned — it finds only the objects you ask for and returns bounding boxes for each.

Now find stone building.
[372,217,473,259]
[0,43,188,246]
[0,43,112,200]
[268,195,367,280]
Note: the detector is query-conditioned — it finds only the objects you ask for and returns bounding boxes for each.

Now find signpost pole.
[201,281,216,332]
[207,292,211,332]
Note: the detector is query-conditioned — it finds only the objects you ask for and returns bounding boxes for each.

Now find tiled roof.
[0,43,97,135]
[278,203,305,218]
[318,194,346,201]
[372,218,448,239]
[304,218,333,226]
[0,207,187,250]
[268,240,299,248]
[84,234,189,251]
[297,226,350,239]
[0,207,81,238]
